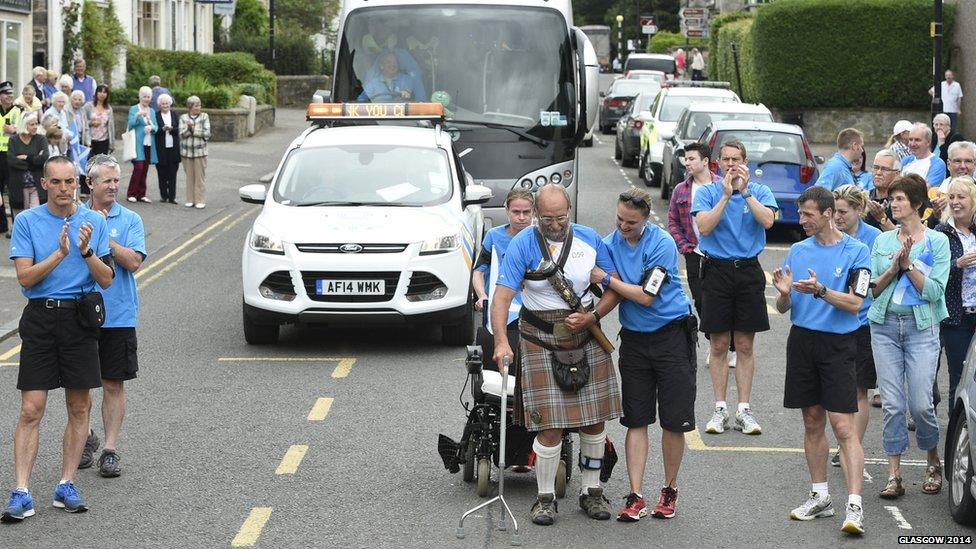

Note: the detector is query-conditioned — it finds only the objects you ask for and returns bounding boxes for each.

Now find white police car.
[239,103,491,345]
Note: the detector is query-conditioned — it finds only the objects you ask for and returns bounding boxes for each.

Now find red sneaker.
[616,492,646,522]
[652,486,678,519]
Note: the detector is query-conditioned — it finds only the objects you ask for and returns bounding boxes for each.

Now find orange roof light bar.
[307,102,445,120]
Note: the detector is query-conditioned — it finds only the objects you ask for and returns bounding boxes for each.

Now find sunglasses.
[619,192,649,208]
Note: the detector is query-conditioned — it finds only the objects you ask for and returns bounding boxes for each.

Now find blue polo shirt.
[9,205,110,299]
[603,224,690,332]
[853,220,881,325]
[82,202,147,327]
[815,152,855,191]
[782,233,870,334]
[691,181,778,260]
[474,224,516,279]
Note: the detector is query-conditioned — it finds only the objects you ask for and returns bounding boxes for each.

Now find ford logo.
[340,243,363,253]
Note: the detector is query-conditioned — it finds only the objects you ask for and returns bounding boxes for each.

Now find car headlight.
[249,225,285,255]
[419,233,461,255]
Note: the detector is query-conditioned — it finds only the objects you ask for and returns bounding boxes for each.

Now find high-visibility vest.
[0,105,22,153]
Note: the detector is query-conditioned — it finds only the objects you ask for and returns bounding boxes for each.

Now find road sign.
[639,15,657,35]
[684,29,707,38]
[683,18,705,28]
[680,7,709,19]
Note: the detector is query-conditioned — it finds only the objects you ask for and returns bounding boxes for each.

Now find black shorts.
[854,324,876,390]
[617,320,697,431]
[699,257,770,334]
[98,327,139,381]
[17,301,102,391]
[784,326,858,413]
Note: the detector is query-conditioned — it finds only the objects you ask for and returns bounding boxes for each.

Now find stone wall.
[277,75,332,107]
[771,107,931,144]
[112,105,276,143]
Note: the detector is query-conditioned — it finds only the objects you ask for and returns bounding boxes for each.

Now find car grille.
[300,271,401,302]
[295,243,408,254]
[405,272,445,296]
[260,271,296,296]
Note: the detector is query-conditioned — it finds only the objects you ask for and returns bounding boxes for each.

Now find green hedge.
[648,31,705,54]
[110,87,237,110]
[714,19,758,103]
[707,11,754,78]
[126,46,277,105]
[752,0,954,109]
[217,32,320,76]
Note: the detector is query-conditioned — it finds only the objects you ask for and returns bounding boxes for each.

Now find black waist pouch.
[552,348,589,392]
[77,292,105,329]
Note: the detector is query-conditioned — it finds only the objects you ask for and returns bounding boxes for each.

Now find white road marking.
[884,505,913,530]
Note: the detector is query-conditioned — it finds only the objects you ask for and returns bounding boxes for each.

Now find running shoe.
[79,430,99,469]
[1,490,34,523]
[841,503,865,535]
[52,481,88,513]
[97,450,122,478]
[530,493,557,526]
[789,491,834,521]
[734,408,762,435]
[830,450,841,467]
[705,407,729,434]
[616,492,646,522]
[652,486,678,519]
[579,487,612,520]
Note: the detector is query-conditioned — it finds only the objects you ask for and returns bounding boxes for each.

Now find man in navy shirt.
[773,186,869,536]
[692,140,777,437]
[591,187,696,522]
[2,155,113,522]
[816,128,864,191]
[76,155,146,478]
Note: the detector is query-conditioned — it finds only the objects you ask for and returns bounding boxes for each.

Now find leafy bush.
[218,31,319,76]
[229,0,268,39]
[714,19,758,103]
[110,87,236,110]
[707,11,754,78]
[751,0,954,109]
[648,31,704,54]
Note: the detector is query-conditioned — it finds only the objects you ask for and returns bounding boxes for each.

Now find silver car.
[948,340,976,525]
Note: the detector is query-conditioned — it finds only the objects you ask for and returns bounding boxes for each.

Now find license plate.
[316,279,385,295]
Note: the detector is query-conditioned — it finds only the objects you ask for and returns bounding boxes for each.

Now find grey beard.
[541,223,569,241]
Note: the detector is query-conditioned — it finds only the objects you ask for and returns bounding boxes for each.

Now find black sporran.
[551,348,589,392]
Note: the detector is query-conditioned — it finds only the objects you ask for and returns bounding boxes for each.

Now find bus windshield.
[334,5,575,138]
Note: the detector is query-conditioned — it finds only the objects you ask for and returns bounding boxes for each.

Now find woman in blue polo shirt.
[590,186,695,522]
[868,174,950,500]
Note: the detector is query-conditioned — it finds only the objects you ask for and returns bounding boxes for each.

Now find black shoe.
[78,431,99,469]
[530,493,558,525]
[97,450,122,478]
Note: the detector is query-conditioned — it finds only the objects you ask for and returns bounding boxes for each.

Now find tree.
[574,0,616,26]
[230,0,269,39]
[274,0,339,36]
[604,0,680,55]
[81,0,127,86]
[61,0,83,73]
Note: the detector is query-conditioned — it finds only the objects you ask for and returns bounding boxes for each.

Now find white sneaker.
[705,407,729,434]
[127,197,137,203]
[789,491,834,521]
[195,203,206,209]
[728,351,737,368]
[184,203,194,207]
[734,408,762,435]
[139,196,152,203]
[841,503,865,535]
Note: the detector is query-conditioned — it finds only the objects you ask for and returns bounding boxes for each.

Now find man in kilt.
[492,184,622,526]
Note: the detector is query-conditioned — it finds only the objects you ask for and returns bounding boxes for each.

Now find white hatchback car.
[240,103,491,345]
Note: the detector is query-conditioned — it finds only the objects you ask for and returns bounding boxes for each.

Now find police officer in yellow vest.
[0,81,22,237]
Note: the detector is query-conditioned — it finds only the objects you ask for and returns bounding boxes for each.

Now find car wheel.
[614,138,622,160]
[650,162,662,188]
[622,144,637,168]
[582,136,593,147]
[442,300,475,346]
[640,153,654,186]
[242,301,280,345]
[948,408,976,525]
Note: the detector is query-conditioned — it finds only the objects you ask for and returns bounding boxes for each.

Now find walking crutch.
[456,356,520,546]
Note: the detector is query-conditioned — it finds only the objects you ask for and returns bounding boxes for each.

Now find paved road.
[0,101,971,547]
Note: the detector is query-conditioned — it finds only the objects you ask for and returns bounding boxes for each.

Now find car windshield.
[682,111,773,139]
[625,57,675,73]
[634,94,655,113]
[333,6,574,139]
[715,130,806,165]
[661,94,735,122]
[611,81,660,98]
[274,145,453,206]
[627,72,663,81]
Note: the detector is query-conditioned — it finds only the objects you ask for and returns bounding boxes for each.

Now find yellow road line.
[218,357,354,362]
[231,507,273,547]
[135,214,233,280]
[0,362,18,368]
[307,397,334,421]
[764,270,773,285]
[332,358,357,378]
[766,303,779,315]
[275,445,309,475]
[686,428,804,453]
[0,345,20,361]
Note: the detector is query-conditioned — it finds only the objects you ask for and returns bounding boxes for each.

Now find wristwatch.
[81,248,94,258]
[905,263,915,272]
[601,273,612,288]
[592,309,602,322]
[740,189,752,199]
[813,284,827,299]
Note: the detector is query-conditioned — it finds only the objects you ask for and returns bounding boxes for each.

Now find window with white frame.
[0,21,20,85]
[138,0,161,48]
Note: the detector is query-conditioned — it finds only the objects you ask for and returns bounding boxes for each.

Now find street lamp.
[616,14,624,67]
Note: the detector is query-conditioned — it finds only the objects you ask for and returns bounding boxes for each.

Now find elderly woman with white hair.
[69,89,90,193]
[154,93,181,204]
[42,91,71,135]
[932,113,965,168]
[179,95,210,208]
[57,73,73,97]
[7,112,49,213]
[126,85,157,203]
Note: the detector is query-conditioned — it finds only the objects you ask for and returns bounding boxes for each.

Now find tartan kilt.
[515,309,622,431]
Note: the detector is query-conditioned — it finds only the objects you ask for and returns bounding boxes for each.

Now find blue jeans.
[871,313,941,455]
[942,313,976,406]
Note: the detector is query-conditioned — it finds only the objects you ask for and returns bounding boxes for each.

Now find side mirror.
[463,184,493,207]
[659,129,674,141]
[814,155,825,164]
[240,184,267,205]
[312,89,332,104]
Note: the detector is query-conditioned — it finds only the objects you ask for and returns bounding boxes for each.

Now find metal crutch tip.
[498,520,507,532]
[511,534,522,546]
[455,527,465,539]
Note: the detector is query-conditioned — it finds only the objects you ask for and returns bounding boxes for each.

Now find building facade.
[0,0,32,87]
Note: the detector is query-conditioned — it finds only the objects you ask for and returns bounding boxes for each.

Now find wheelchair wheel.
[555,460,568,498]
[477,458,491,497]
[462,440,475,482]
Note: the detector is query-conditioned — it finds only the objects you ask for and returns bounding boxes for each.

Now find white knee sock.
[579,429,607,492]
[533,437,561,496]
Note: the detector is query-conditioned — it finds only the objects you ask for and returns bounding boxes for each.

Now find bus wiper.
[294,201,412,207]
[451,119,549,148]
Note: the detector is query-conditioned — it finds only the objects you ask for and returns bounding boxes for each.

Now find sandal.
[879,476,905,499]
[871,393,881,408]
[922,465,943,494]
